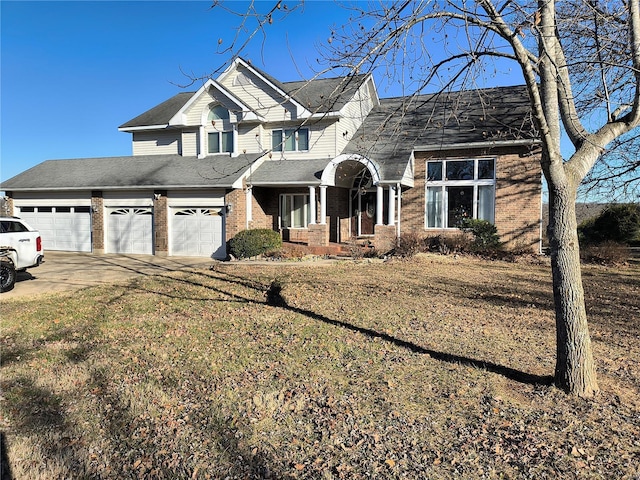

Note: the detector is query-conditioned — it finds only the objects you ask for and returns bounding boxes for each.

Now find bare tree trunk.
[547,188,599,397]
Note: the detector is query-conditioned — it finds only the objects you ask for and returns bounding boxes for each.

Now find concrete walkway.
[1,251,216,300]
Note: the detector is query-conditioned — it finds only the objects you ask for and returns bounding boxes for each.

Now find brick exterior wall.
[308,223,329,246]
[91,191,105,253]
[374,224,397,253]
[403,147,542,252]
[224,188,247,243]
[153,191,169,256]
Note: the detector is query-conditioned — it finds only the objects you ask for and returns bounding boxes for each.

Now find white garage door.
[18,206,92,252]
[106,207,154,254]
[171,208,225,259]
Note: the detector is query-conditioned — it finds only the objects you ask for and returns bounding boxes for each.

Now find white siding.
[336,79,375,152]
[259,121,340,160]
[183,90,217,126]
[182,130,199,157]
[103,190,153,207]
[221,65,299,122]
[132,131,180,156]
[167,189,226,206]
[11,191,92,206]
[236,124,262,155]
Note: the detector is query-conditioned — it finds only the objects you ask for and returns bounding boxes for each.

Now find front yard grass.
[1,254,638,479]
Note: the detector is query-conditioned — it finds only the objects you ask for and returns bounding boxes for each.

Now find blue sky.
[1,0,524,184]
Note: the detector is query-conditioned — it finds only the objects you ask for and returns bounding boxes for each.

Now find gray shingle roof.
[248,158,331,186]
[119,69,370,129]
[283,75,370,112]
[119,92,194,129]
[1,154,261,191]
[344,85,537,176]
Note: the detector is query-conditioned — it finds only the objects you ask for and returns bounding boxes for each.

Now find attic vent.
[233,72,253,87]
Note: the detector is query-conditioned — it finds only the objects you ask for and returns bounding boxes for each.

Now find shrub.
[581,240,630,265]
[229,229,282,259]
[578,203,640,245]
[394,232,425,257]
[457,218,501,250]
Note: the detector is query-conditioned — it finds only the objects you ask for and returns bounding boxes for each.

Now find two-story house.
[2,58,542,259]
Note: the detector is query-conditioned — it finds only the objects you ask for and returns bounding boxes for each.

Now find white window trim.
[207,129,235,155]
[279,193,310,229]
[272,127,310,152]
[425,158,496,229]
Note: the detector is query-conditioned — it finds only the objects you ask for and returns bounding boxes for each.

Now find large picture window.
[272,128,309,152]
[280,194,310,228]
[425,158,496,228]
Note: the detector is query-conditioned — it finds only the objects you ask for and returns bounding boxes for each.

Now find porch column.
[376,184,384,225]
[319,186,327,224]
[396,182,402,237]
[308,186,317,224]
[245,186,253,229]
[388,185,396,225]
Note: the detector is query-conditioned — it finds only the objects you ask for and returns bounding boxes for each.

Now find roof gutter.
[414,139,542,152]
[118,124,169,132]
[3,184,237,192]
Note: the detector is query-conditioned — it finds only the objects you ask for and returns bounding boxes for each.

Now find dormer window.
[272,128,309,152]
[207,104,233,154]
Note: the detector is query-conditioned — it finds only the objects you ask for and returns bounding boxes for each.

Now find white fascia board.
[167,78,263,126]
[223,58,310,119]
[118,124,169,132]
[305,111,341,120]
[367,75,381,107]
[209,80,263,122]
[414,139,542,152]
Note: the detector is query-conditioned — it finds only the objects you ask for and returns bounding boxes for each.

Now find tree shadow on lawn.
[262,279,553,387]
[146,268,554,388]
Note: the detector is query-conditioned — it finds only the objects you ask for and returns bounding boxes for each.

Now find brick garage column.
[308,223,329,247]
[374,224,397,253]
[91,191,105,254]
[154,191,169,256]
[225,188,247,243]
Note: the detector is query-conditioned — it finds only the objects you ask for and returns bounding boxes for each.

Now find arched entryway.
[320,154,388,238]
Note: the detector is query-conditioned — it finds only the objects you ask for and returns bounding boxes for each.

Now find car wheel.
[0,260,16,293]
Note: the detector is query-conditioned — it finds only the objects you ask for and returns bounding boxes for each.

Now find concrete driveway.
[2,251,217,300]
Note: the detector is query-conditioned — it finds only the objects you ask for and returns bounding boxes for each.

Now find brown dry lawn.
[1,254,638,479]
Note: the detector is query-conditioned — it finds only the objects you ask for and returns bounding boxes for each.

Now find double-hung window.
[272,128,309,152]
[208,131,233,154]
[207,105,233,154]
[425,158,496,228]
[280,194,310,228]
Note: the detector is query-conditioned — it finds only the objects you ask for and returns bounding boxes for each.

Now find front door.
[351,190,376,236]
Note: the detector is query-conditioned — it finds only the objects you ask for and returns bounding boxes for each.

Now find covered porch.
[243,154,412,253]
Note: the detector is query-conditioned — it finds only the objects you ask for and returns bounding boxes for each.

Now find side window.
[272,128,309,152]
